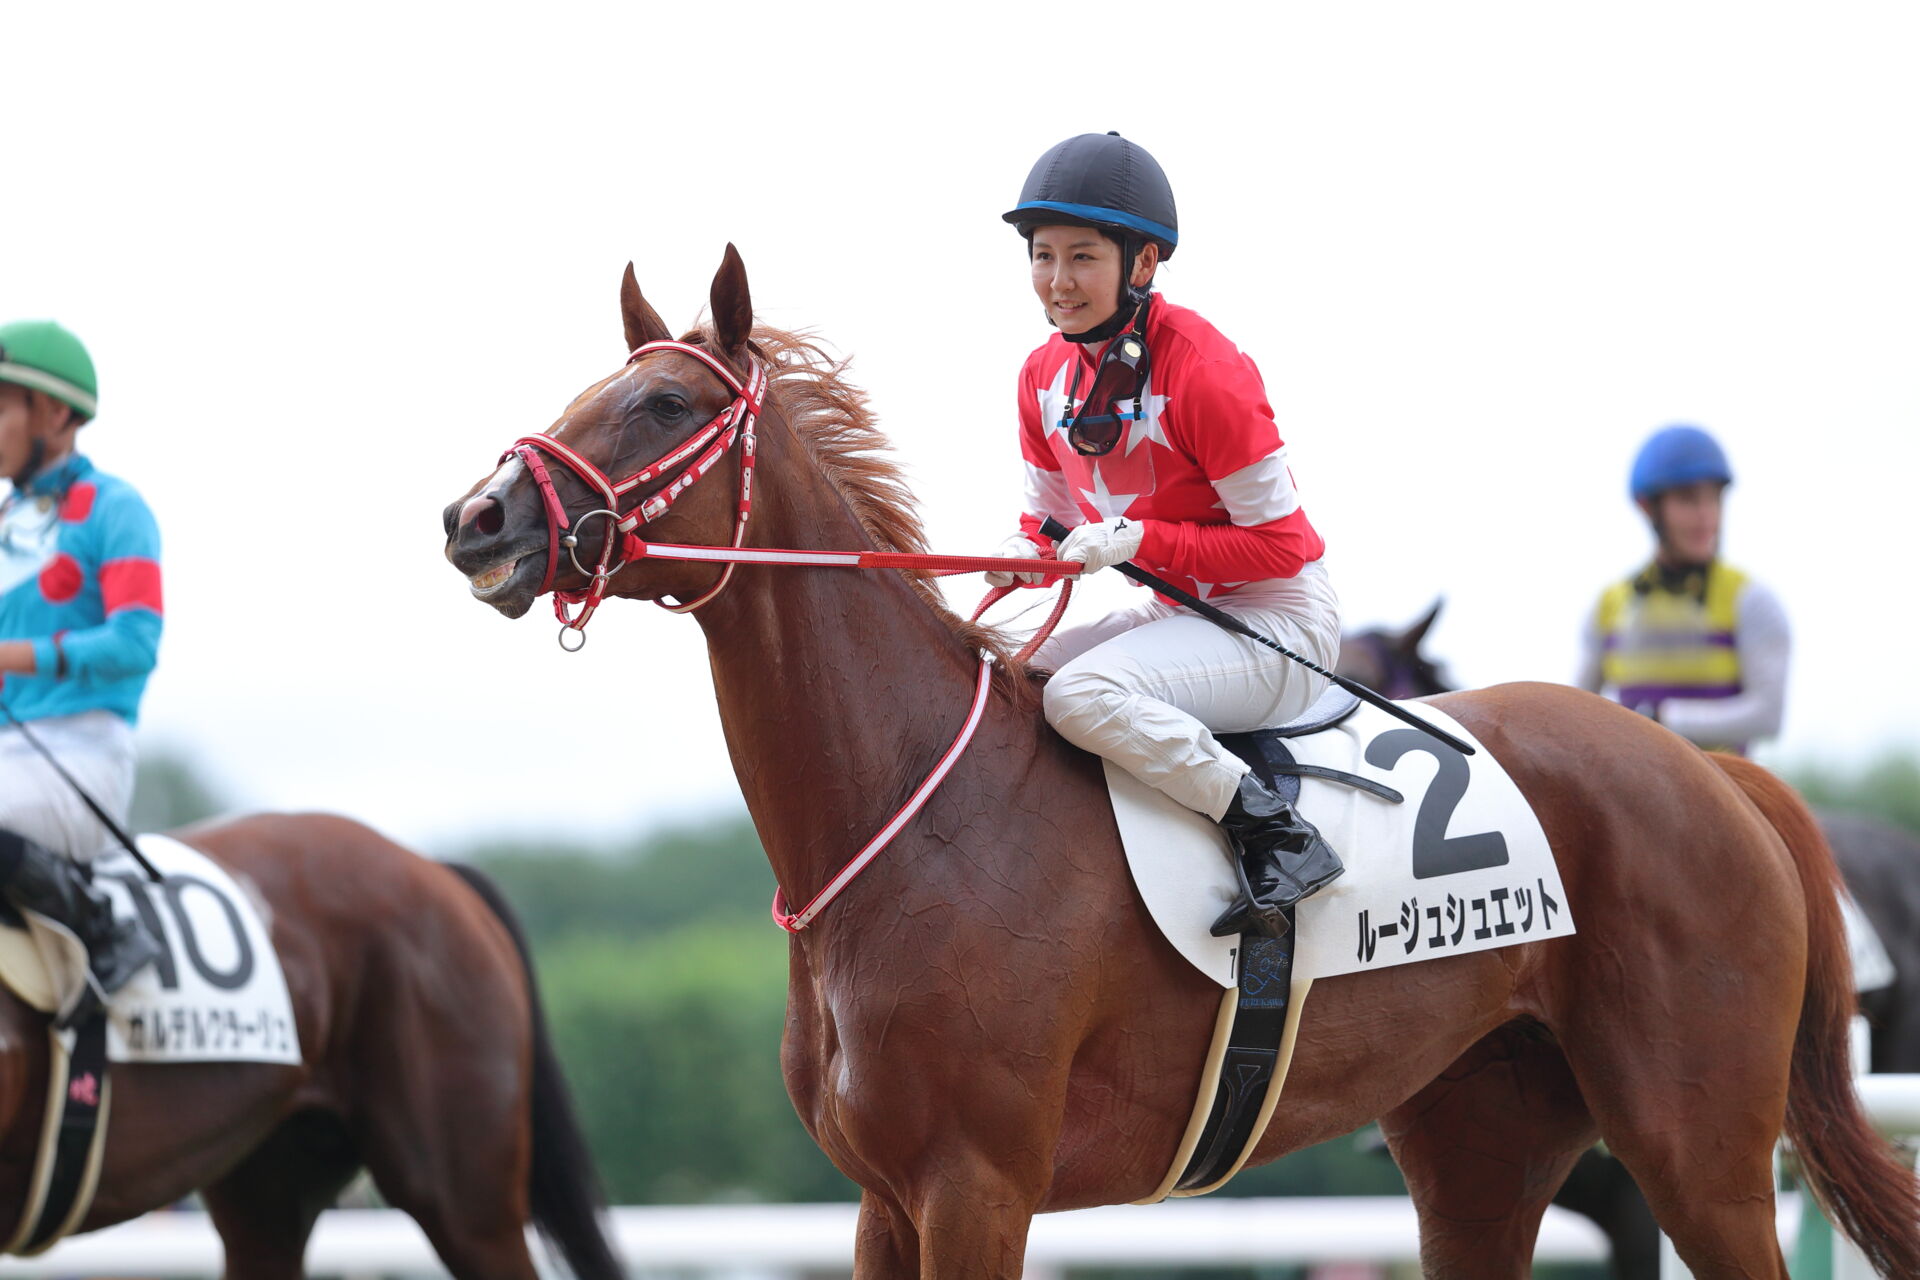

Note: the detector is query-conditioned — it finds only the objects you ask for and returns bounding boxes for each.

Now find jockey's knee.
[1042,666,1134,753]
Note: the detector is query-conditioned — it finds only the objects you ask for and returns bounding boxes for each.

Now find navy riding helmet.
[1005,132,1178,343]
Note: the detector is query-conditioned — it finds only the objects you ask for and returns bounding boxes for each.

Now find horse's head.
[1336,598,1456,698]
[443,247,761,623]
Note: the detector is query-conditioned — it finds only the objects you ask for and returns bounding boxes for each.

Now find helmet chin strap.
[10,439,46,491]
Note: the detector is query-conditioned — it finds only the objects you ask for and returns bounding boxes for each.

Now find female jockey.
[986,133,1342,940]
[1578,424,1789,756]
[0,319,164,1010]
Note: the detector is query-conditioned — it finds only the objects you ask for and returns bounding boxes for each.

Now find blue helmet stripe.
[1010,200,1179,246]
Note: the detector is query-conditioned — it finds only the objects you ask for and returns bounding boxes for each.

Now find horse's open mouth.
[459,546,547,616]
[468,557,525,596]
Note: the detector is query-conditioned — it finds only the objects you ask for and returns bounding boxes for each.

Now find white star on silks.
[1187,579,1250,602]
[1078,465,1142,521]
[1119,382,1171,456]
[1039,362,1077,441]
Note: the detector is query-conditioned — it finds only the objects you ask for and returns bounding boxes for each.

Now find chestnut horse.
[443,247,1920,1278]
[0,813,619,1280]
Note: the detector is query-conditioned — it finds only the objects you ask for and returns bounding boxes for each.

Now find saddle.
[1220,686,1401,806]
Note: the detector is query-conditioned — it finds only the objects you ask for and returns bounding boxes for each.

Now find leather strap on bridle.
[505,339,767,645]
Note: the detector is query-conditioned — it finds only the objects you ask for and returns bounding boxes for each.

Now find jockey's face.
[1643,479,1724,566]
[0,384,77,485]
[1029,226,1157,337]
[0,385,33,482]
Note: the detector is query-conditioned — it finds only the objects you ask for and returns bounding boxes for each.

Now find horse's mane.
[686,323,1036,699]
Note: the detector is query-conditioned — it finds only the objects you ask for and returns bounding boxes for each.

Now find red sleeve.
[1138,512,1322,582]
[1138,355,1324,581]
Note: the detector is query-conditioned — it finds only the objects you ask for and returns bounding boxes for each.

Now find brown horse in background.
[443,247,1920,1277]
[0,813,619,1280]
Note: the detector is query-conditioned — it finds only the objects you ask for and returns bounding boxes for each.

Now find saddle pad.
[1840,891,1896,993]
[0,835,301,1065]
[1107,697,1575,987]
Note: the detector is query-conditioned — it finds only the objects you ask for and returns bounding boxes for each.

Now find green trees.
[472,820,854,1202]
[1790,753,1920,837]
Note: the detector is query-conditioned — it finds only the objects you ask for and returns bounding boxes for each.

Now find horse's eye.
[650,396,689,423]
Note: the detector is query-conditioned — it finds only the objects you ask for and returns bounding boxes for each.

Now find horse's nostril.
[458,494,507,538]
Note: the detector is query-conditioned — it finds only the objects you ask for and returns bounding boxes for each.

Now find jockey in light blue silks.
[0,319,165,1011]
[1578,425,1790,755]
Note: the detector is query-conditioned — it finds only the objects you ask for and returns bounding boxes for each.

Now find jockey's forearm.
[1138,514,1319,585]
[0,641,37,676]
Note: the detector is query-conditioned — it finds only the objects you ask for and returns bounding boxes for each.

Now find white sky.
[5,3,1916,852]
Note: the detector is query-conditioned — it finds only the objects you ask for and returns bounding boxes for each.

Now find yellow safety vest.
[1595,561,1748,706]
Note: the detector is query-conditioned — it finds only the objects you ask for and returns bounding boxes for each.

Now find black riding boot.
[0,830,164,1004]
[1209,773,1345,939]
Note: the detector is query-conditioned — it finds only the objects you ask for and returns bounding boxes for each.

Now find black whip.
[0,700,164,882]
[1039,517,1475,757]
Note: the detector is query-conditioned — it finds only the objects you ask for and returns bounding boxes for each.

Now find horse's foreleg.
[1381,1024,1597,1280]
[907,1145,1041,1279]
[853,1191,919,1280]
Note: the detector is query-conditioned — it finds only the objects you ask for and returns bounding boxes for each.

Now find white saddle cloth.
[1107,693,1576,987]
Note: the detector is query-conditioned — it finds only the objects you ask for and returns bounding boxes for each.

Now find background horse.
[0,812,620,1280]
[1340,602,1920,1276]
[443,247,1920,1278]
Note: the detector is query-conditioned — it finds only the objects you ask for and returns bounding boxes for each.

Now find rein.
[496,344,1079,930]
[507,339,1081,648]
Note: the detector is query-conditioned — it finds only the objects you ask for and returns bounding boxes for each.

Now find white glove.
[984,532,1052,587]
[1056,517,1144,575]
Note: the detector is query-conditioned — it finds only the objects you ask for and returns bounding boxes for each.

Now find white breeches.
[0,711,137,862]
[1033,561,1341,821]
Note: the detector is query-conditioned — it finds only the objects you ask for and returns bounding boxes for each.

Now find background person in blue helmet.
[986,133,1341,940]
[1577,424,1790,756]
[0,319,165,1011]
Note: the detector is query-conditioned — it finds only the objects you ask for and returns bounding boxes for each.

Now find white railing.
[18,1079,1912,1277]
[0,1197,1612,1277]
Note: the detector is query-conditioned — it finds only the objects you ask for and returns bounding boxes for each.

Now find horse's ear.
[620,262,671,353]
[709,243,753,355]
[1399,597,1444,652]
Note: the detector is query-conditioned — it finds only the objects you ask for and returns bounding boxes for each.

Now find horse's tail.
[445,863,625,1280]
[1708,754,1920,1276]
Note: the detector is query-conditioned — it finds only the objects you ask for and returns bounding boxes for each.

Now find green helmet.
[0,320,98,421]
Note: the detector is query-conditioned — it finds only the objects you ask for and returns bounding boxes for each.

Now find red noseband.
[504,340,766,645]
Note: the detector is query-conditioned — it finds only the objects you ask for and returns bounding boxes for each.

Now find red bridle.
[505,339,766,646]
[491,341,1094,932]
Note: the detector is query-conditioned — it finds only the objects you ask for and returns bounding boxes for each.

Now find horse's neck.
[693,444,998,907]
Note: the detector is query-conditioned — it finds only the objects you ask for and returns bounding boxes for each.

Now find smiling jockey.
[1578,425,1789,755]
[0,319,165,1008]
[987,133,1342,939]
